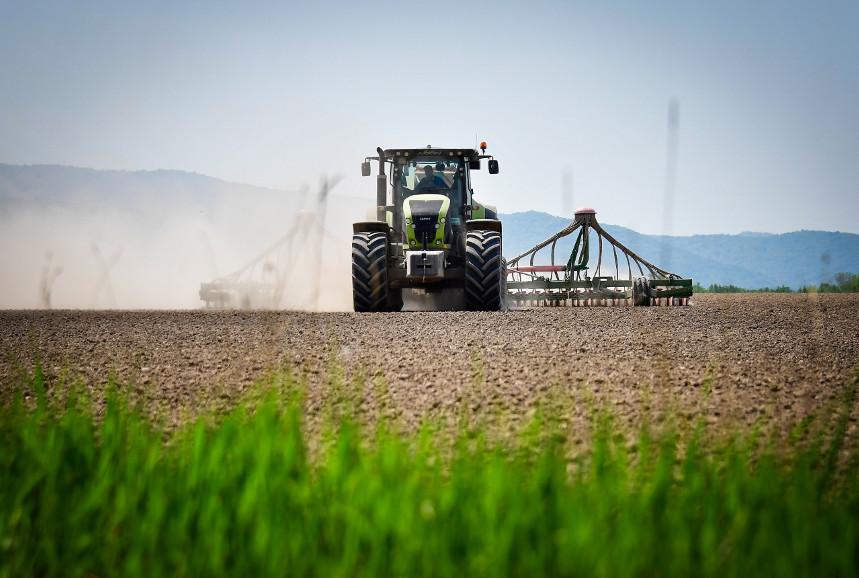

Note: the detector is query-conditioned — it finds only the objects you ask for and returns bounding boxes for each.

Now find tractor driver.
[415,164,448,192]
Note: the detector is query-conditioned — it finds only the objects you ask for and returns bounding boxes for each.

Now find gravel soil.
[2,294,858,445]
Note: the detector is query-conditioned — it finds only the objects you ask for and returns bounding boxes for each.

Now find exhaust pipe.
[376,146,386,222]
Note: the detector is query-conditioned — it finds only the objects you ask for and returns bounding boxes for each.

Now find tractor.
[351,144,504,312]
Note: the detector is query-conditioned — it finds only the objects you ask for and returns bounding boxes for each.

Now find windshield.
[395,156,465,197]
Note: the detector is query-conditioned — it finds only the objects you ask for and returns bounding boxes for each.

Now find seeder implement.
[505,208,693,307]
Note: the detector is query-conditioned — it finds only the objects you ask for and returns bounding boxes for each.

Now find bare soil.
[2,294,858,445]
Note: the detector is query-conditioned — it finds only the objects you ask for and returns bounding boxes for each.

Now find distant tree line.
[692,283,792,294]
[692,272,859,294]
[806,272,859,293]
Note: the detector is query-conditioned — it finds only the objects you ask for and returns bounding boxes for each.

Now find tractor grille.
[408,199,443,247]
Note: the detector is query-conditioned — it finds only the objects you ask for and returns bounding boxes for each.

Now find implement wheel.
[632,277,652,307]
[465,229,504,311]
[352,232,401,312]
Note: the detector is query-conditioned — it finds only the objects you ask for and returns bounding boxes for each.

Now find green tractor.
[352,144,504,312]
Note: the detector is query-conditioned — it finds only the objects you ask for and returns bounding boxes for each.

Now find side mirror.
[469,159,481,170]
[488,160,499,174]
[361,161,371,176]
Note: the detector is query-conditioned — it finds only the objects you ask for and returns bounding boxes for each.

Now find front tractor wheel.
[465,230,504,311]
[352,232,401,312]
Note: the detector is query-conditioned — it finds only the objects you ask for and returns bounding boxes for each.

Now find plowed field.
[2,294,858,444]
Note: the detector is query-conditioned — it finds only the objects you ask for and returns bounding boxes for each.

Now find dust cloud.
[0,168,369,311]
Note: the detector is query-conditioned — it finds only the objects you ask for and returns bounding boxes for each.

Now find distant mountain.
[1,165,855,303]
[500,211,859,289]
[0,164,367,309]
[0,163,303,219]
[0,162,370,249]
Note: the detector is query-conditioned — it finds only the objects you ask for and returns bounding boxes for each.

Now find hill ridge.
[1,164,856,290]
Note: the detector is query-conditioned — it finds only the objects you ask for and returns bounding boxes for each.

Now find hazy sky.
[1,0,857,235]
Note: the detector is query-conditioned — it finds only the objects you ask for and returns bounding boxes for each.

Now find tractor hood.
[403,193,450,250]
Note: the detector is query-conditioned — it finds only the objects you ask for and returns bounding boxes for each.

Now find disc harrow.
[505,208,693,307]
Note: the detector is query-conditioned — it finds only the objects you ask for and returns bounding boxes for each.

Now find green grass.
[1,367,858,578]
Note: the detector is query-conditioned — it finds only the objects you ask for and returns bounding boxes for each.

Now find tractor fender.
[470,202,498,220]
[466,219,502,233]
[352,221,389,234]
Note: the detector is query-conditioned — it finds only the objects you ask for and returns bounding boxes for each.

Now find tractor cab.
[363,146,499,254]
[352,144,505,312]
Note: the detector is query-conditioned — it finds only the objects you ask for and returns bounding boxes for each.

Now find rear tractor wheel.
[465,229,504,311]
